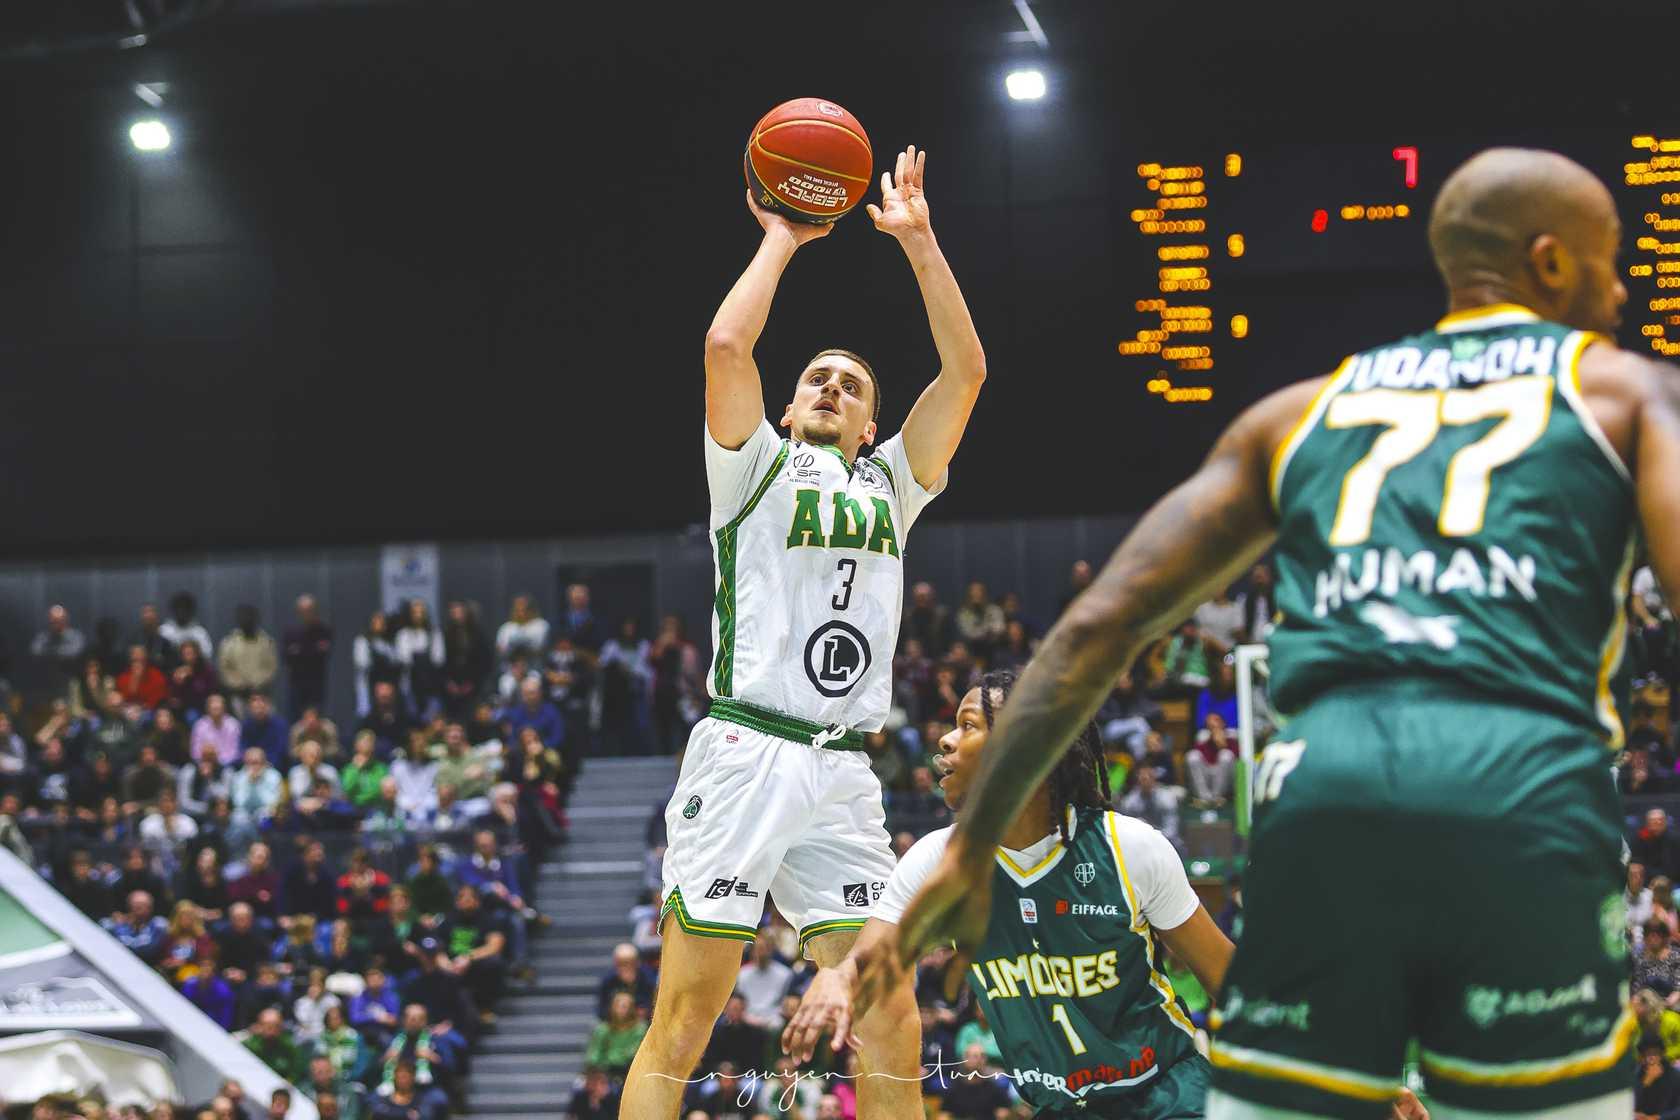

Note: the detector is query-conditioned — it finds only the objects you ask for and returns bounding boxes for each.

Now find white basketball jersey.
[704,419,944,732]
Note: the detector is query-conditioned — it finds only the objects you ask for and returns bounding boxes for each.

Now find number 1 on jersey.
[1049,1003,1088,1055]
[831,558,858,611]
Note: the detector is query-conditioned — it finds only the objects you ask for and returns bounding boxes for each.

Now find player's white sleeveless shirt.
[705,419,944,732]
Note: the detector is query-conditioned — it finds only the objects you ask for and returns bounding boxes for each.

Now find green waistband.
[708,698,865,751]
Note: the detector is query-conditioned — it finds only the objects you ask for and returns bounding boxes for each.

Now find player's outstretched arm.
[884,379,1323,967]
[705,191,832,450]
[1634,355,1680,615]
[870,146,987,489]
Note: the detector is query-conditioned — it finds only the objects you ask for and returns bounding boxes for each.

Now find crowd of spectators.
[0,584,687,1120]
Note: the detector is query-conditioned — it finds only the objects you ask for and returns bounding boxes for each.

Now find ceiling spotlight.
[1005,69,1046,101]
[129,120,171,152]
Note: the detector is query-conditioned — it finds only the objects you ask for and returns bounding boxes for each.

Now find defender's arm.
[871,148,987,487]
[1634,356,1680,615]
[705,194,831,450]
[1155,906,1235,998]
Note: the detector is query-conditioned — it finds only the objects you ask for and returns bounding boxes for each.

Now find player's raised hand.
[1391,1088,1429,1120]
[745,185,831,248]
[866,145,931,241]
[781,966,856,1062]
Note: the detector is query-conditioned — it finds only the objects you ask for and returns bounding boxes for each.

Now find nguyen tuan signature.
[645,1050,999,1109]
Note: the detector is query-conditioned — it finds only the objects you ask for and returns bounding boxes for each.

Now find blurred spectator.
[953,581,1006,660]
[169,642,218,721]
[361,683,416,758]
[241,694,291,771]
[1634,810,1680,883]
[598,619,651,753]
[864,731,904,790]
[937,1043,1014,1120]
[703,994,765,1072]
[71,656,115,720]
[1195,660,1241,738]
[1193,588,1244,655]
[1098,671,1159,758]
[441,600,491,721]
[586,990,648,1079]
[283,595,335,718]
[1636,1039,1680,1119]
[558,583,605,653]
[504,677,564,753]
[954,1002,1001,1063]
[286,839,340,924]
[128,603,169,666]
[566,1068,622,1120]
[1059,559,1094,614]
[1632,862,1656,932]
[495,595,550,671]
[1188,712,1237,808]
[1119,766,1183,854]
[342,732,389,811]
[60,849,113,919]
[736,937,792,1027]
[439,884,506,1019]
[903,582,950,654]
[103,889,168,966]
[1636,920,1680,1000]
[289,739,342,802]
[228,839,282,920]
[182,953,237,1029]
[178,745,231,818]
[597,942,655,1019]
[30,605,86,701]
[337,847,392,925]
[160,593,215,666]
[351,965,402,1046]
[650,615,703,756]
[436,724,494,807]
[1161,621,1212,694]
[1626,748,1672,795]
[114,844,170,909]
[370,1059,443,1120]
[218,902,268,987]
[407,846,454,918]
[1656,877,1680,939]
[230,750,283,827]
[218,606,278,711]
[139,788,198,853]
[0,713,25,777]
[292,706,343,764]
[191,696,243,769]
[1635,988,1680,1063]
[243,1007,306,1084]
[293,968,343,1042]
[991,619,1033,674]
[354,613,406,719]
[391,735,439,820]
[116,646,170,711]
[147,706,190,767]
[160,899,213,983]
[395,601,445,719]
[175,846,230,922]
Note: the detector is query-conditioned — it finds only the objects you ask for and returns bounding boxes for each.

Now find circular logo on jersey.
[803,620,873,698]
[1073,862,1097,886]
[683,795,702,820]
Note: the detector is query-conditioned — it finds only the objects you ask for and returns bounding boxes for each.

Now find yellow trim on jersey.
[1104,812,1198,1040]
[1206,1041,1401,1102]
[1434,303,1540,331]
[996,843,1064,879]
[1556,329,1632,482]
[1419,1007,1636,1086]
[1268,356,1356,512]
[1596,536,1636,749]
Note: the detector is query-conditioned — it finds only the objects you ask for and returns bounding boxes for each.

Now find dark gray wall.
[0,512,1138,733]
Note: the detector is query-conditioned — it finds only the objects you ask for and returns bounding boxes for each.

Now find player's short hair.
[807,348,881,422]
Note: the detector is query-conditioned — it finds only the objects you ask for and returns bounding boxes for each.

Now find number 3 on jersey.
[1325,377,1552,546]
[831,558,858,610]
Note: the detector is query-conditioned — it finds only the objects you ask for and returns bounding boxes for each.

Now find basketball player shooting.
[621,145,986,1117]
[874,148,1680,1119]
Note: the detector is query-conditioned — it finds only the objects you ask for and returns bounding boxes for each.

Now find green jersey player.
[783,669,1235,1118]
[624,145,988,1119]
[880,148,1680,1120]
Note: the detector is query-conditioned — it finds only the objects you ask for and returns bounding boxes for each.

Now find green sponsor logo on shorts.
[1220,987,1311,1032]
[683,796,702,819]
[1462,974,1598,1030]
[1601,893,1627,959]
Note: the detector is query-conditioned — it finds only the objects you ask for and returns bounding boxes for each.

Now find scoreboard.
[1116,129,1680,405]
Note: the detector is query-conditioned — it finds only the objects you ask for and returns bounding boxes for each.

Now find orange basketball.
[745,98,873,224]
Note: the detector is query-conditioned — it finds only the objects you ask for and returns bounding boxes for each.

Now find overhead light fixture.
[133,82,168,108]
[129,119,171,152]
[1005,69,1046,101]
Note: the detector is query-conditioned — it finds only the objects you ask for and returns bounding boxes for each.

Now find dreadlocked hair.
[974,668,1113,846]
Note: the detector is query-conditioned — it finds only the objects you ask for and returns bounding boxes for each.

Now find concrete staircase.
[459,756,675,1119]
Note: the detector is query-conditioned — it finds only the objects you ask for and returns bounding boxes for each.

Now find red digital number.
[1393,146,1418,189]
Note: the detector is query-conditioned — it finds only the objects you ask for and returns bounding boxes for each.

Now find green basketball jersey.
[1267,305,1637,745]
[960,808,1202,1112]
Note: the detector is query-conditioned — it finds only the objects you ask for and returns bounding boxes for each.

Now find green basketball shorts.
[1208,679,1633,1118]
